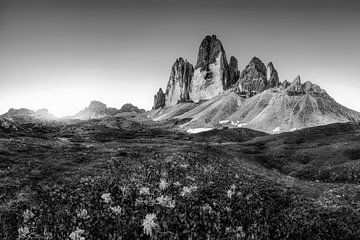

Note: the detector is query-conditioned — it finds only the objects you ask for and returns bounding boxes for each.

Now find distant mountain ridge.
[1,102,145,121]
[0,108,55,120]
[151,35,360,133]
[72,101,145,120]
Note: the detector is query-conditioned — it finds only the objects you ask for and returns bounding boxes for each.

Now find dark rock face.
[267,62,280,88]
[229,56,240,86]
[165,58,194,106]
[238,57,268,95]
[153,88,166,109]
[190,35,231,102]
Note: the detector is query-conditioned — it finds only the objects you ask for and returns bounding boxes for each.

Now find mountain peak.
[153,88,166,109]
[165,58,194,106]
[190,34,231,102]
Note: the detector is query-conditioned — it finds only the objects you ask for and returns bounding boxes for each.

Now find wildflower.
[186,176,196,181]
[101,193,112,203]
[156,195,175,208]
[142,213,158,237]
[201,203,213,213]
[18,226,30,238]
[173,181,181,187]
[76,209,90,219]
[23,209,34,223]
[227,184,236,199]
[120,186,128,195]
[69,227,85,240]
[159,178,168,191]
[235,226,246,238]
[139,187,150,195]
[179,163,189,168]
[180,185,197,197]
[110,206,122,215]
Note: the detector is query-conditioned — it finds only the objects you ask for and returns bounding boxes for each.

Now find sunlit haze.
[1,0,360,117]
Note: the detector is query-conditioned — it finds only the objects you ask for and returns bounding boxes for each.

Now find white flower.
[76,209,89,219]
[142,213,158,237]
[23,209,34,223]
[179,163,189,168]
[201,203,213,213]
[139,187,150,195]
[18,226,30,237]
[180,185,197,197]
[227,184,236,199]
[159,178,168,191]
[120,186,128,195]
[101,193,112,203]
[173,181,181,187]
[110,206,122,215]
[69,227,85,240]
[156,195,175,208]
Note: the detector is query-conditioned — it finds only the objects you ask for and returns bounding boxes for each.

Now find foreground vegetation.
[1,117,360,239]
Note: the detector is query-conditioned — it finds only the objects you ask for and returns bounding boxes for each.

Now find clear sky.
[1,0,360,117]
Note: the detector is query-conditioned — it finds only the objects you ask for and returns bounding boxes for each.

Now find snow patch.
[290,128,297,132]
[272,127,280,133]
[219,120,230,124]
[187,128,213,134]
[237,123,247,128]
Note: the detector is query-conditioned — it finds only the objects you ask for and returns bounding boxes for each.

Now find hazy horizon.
[1,0,360,117]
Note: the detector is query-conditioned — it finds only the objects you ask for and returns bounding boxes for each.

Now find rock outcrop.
[238,57,268,96]
[229,56,240,86]
[119,103,145,113]
[287,75,325,96]
[153,88,166,109]
[165,58,194,106]
[190,35,231,102]
[33,109,55,120]
[267,62,280,88]
[74,101,108,119]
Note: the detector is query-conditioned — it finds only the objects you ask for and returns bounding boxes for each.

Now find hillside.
[1,117,360,239]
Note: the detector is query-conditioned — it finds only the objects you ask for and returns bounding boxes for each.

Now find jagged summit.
[150,35,360,133]
[266,62,280,88]
[153,88,166,109]
[165,58,194,106]
[190,35,231,102]
[229,56,240,87]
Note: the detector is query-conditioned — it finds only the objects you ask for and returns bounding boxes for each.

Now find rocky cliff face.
[238,57,268,94]
[165,58,194,106]
[229,56,240,87]
[153,88,166,109]
[190,35,231,102]
[267,62,280,88]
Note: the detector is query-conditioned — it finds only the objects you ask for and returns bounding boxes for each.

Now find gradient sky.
[1,0,360,117]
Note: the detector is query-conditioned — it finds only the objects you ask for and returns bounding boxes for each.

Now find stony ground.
[1,116,360,239]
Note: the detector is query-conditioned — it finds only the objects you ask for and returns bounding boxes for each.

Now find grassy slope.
[0,117,360,239]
